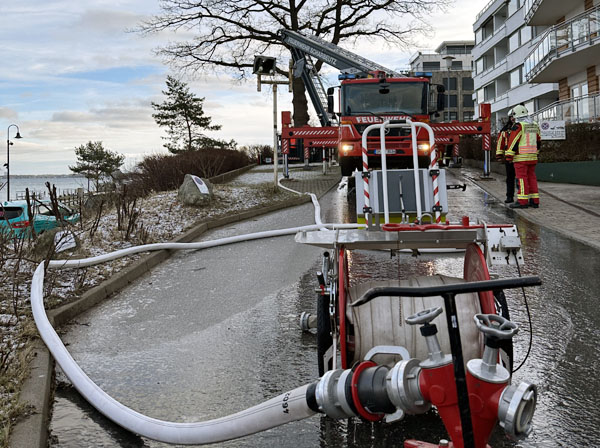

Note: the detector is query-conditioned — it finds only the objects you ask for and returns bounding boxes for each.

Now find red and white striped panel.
[433,124,481,133]
[282,139,289,155]
[435,137,453,144]
[307,139,338,147]
[304,147,310,160]
[483,134,491,151]
[292,129,337,137]
[429,144,441,223]
[453,144,459,157]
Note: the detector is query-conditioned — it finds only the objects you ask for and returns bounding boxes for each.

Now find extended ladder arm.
[279,29,402,77]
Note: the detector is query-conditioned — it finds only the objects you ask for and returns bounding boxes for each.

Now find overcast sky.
[0,0,489,175]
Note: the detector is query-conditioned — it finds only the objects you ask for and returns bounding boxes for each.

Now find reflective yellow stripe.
[530,193,540,199]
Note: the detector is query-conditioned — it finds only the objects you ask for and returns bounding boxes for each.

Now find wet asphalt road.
[50,168,600,447]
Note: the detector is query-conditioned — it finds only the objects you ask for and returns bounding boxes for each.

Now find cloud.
[0,108,18,119]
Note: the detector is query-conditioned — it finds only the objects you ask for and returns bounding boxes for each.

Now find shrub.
[459,122,600,163]
[132,148,250,193]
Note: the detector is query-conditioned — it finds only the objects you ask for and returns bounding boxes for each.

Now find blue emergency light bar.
[338,73,357,80]
[415,72,433,77]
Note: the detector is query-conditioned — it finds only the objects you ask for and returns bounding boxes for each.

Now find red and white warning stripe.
[483,134,491,151]
[430,144,441,223]
[362,141,370,217]
[453,144,459,157]
[433,124,481,133]
[292,129,337,137]
[308,139,338,146]
[282,139,289,155]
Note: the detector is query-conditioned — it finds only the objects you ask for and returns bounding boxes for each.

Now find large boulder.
[178,174,214,206]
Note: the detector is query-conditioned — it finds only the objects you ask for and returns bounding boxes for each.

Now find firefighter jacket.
[495,130,509,159]
[505,119,541,163]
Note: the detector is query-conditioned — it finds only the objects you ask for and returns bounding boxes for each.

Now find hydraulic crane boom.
[279,29,405,127]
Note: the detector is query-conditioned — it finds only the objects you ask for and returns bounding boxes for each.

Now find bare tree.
[138,0,450,126]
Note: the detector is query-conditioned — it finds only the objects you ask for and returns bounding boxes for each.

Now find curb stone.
[10,172,343,448]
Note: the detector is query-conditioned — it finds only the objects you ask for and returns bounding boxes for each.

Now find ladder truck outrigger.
[278,29,492,178]
[281,30,541,448]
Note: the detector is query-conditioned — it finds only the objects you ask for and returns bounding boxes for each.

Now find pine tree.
[68,141,125,191]
[152,76,222,153]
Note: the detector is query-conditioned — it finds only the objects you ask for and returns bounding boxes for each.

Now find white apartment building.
[524,0,600,123]
[472,0,558,129]
[409,41,476,122]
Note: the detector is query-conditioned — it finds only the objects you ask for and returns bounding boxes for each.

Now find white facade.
[523,0,600,123]
[472,0,558,129]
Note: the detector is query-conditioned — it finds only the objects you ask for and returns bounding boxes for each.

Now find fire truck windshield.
[341,81,428,116]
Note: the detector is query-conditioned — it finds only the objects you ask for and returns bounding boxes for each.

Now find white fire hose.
[31,170,464,444]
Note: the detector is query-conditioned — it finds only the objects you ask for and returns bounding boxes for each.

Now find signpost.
[540,120,566,140]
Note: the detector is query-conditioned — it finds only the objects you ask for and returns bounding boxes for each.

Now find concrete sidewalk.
[465,167,600,251]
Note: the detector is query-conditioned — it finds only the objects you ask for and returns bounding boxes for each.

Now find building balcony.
[524,6,600,83]
[524,0,578,26]
[532,92,600,123]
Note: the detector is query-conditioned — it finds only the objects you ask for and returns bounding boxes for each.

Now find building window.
[423,61,440,70]
[475,28,483,45]
[476,58,484,75]
[510,66,522,89]
[508,0,520,17]
[443,78,457,90]
[476,89,485,104]
[463,94,474,107]
[462,77,474,90]
[463,111,474,121]
[449,112,458,120]
[520,26,532,44]
[509,31,520,53]
[451,60,463,70]
[449,95,458,107]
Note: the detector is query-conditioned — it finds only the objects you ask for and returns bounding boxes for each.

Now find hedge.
[458,122,600,163]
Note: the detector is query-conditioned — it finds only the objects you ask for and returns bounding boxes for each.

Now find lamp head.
[15,132,22,139]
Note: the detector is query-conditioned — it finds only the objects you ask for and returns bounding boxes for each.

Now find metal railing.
[530,92,600,124]
[524,6,600,81]
[523,0,537,23]
[476,0,500,21]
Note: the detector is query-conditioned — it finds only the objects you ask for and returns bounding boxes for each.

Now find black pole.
[442,292,475,448]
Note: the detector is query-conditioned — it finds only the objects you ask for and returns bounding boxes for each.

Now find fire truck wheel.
[317,294,333,376]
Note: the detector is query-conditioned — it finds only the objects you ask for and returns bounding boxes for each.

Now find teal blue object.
[536,161,600,186]
[0,200,80,238]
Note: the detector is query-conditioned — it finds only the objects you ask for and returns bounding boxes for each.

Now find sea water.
[1,175,90,202]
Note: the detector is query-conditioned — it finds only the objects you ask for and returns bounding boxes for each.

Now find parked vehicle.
[0,200,79,237]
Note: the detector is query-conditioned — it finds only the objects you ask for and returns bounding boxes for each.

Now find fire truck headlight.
[417,143,430,152]
[341,144,353,154]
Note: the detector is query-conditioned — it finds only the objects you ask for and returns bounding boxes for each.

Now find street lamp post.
[6,124,22,202]
[442,55,456,122]
[253,56,292,190]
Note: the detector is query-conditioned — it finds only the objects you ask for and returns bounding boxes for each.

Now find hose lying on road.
[31,222,362,444]
[30,175,464,443]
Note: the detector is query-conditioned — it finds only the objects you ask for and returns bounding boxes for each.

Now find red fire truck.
[278,30,491,177]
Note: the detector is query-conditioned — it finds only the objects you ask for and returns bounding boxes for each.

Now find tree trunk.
[292,77,310,127]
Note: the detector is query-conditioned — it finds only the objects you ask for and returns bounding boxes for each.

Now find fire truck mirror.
[379,83,390,94]
[327,87,335,114]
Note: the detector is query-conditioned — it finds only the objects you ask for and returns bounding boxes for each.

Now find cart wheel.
[317,294,333,376]
[493,289,514,373]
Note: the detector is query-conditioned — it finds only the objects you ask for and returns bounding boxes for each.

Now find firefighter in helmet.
[495,110,516,203]
[505,104,541,209]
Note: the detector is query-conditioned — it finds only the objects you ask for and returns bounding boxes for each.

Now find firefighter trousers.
[515,161,539,205]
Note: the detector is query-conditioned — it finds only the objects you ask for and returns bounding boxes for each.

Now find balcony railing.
[476,0,499,21]
[531,92,600,124]
[524,6,600,81]
[523,0,538,23]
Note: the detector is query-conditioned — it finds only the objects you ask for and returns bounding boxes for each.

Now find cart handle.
[350,276,541,307]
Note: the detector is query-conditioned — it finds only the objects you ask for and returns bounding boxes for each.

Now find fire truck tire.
[340,157,358,177]
[317,294,333,376]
